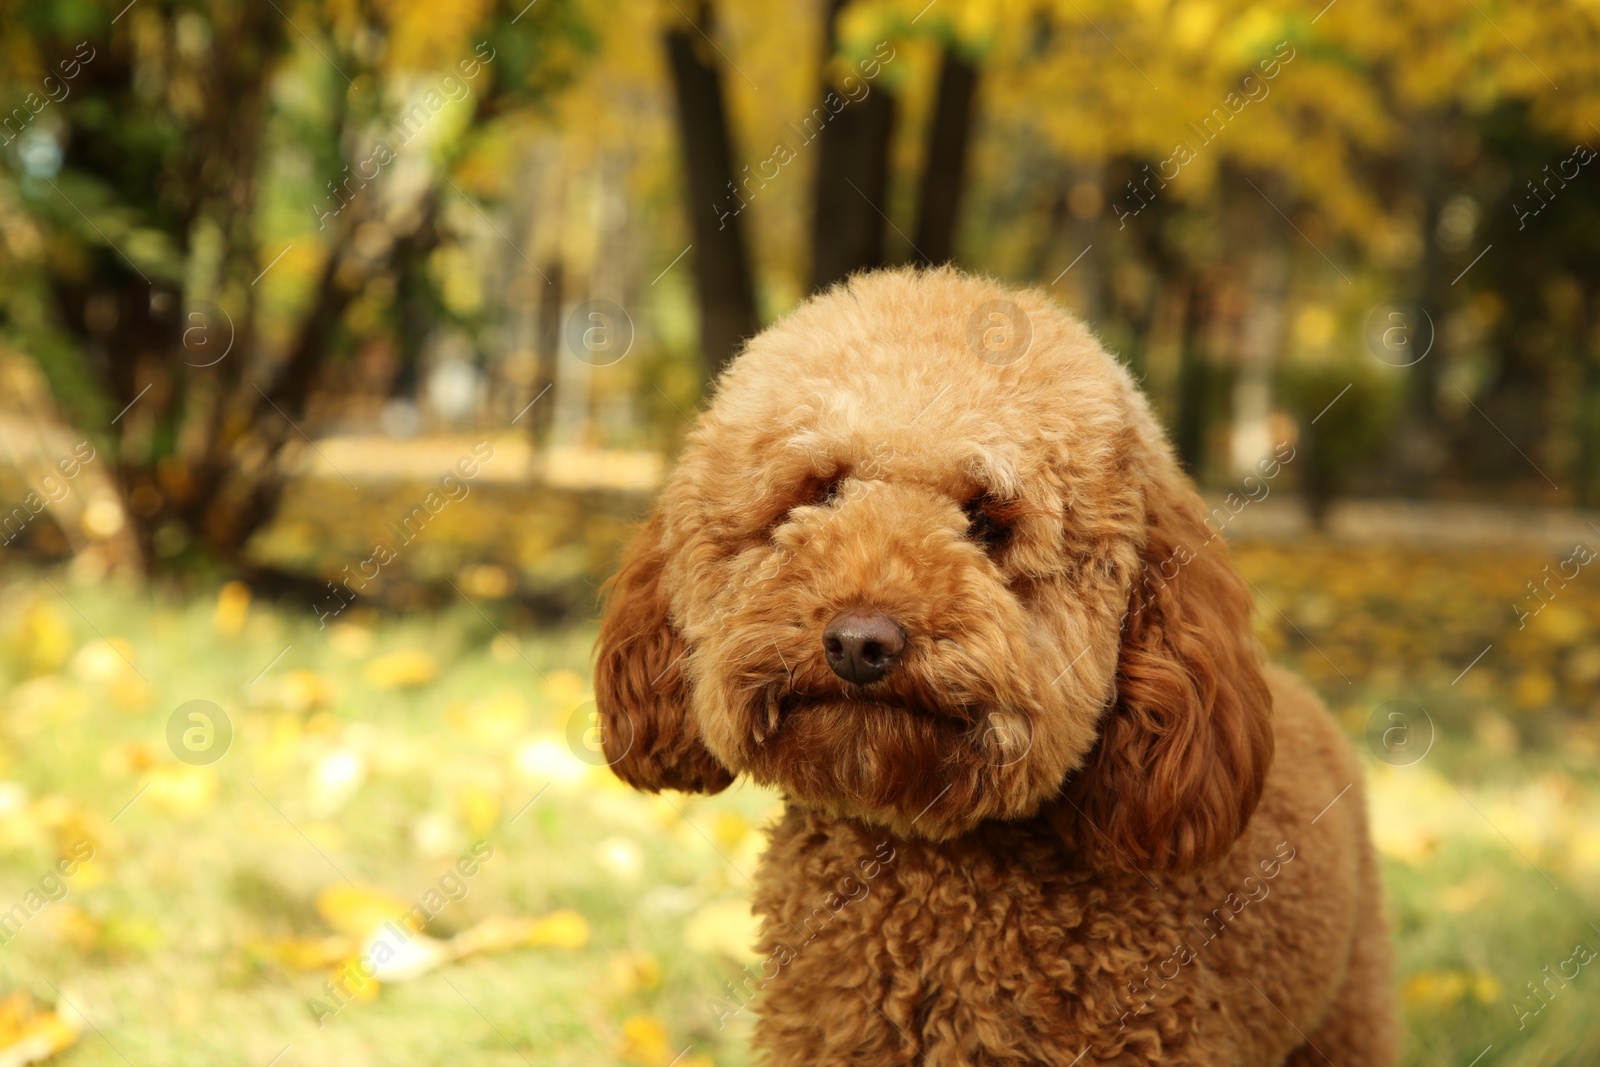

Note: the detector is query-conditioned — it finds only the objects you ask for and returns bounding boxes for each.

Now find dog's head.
[595,268,1272,872]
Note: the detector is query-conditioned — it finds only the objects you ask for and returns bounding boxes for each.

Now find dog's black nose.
[823,610,906,684]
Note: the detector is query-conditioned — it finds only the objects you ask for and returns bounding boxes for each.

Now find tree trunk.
[1172,281,1212,477]
[1578,323,1600,509]
[530,258,564,448]
[1228,223,1289,477]
[911,49,978,266]
[663,3,760,383]
[1388,109,1453,490]
[808,0,897,290]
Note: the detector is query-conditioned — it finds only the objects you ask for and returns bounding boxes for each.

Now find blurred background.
[0,0,1598,1063]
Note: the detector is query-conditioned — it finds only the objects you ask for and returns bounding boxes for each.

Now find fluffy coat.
[594,267,1397,1066]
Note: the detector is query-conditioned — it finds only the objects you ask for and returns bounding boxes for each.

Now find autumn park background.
[0,0,1599,1063]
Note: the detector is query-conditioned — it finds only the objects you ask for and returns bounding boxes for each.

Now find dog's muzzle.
[822,609,907,685]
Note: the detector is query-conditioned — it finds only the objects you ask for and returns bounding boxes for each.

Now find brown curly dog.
[595,267,1397,1066]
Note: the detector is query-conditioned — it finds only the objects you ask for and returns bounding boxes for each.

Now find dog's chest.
[748,809,1240,1065]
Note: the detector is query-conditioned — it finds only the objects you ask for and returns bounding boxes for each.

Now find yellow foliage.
[526,908,591,949]
[258,934,359,972]
[446,692,529,743]
[328,623,376,657]
[108,674,151,713]
[1402,968,1501,1010]
[1512,670,1556,710]
[0,992,80,1066]
[335,959,386,1000]
[1170,1,1220,52]
[456,563,512,599]
[364,649,441,689]
[1530,603,1585,645]
[213,580,251,637]
[375,0,493,73]
[260,714,305,770]
[9,600,74,675]
[712,810,751,850]
[446,909,590,958]
[316,883,413,937]
[8,676,91,734]
[455,784,501,835]
[272,670,340,713]
[683,898,760,961]
[542,669,588,708]
[450,914,536,958]
[69,638,136,683]
[616,1015,672,1066]
[45,905,101,954]
[100,741,157,778]
[141,765,218,819]
[608,951,662,996]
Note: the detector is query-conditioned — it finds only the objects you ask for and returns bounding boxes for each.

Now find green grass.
[0,543,1595,1066]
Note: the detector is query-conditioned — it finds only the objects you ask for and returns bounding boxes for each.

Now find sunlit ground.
[0,531,1596,1066]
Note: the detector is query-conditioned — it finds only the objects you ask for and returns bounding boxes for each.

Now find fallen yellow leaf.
[608,952,662,995]
[450,915,539,958]
[141,765,218,819]
[10,601,74,675]
[256,934,359,972]
[328,623,375,657]
[616,1015,671,1066]
[273,670,338,713]
[455,786,500,836]
[1402,969,1467,1009]
[445,692,528,744]
[364,650,440,689]
[69,639,136,683]
[450,909,591,956]
[315,884,412,938]
[0,1013,78,1067]
[213,581,251,637]
[527,909,590,949]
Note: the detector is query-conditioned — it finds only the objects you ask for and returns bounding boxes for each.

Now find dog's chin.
[732,692,1054,841]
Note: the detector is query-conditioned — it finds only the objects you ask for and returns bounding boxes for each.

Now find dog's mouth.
[730,682,1046,839]
[750,685,978,746]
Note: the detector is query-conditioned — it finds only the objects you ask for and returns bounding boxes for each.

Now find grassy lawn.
[0,533,1595,1065]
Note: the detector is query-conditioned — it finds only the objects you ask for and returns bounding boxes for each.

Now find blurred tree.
[6,0,1600,583]
[0,0,589,573]
[663,1,760,382]
[910,46,978,267]
[660,0,990,374]
[807,0,899,290]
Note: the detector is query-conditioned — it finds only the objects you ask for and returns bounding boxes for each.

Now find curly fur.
[595,267,1397,1066]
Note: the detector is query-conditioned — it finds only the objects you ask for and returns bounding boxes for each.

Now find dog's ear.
[595,511,733,794]
[1054,461,1274,872]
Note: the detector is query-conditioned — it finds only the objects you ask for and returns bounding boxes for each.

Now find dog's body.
[595,268,1396,1066]
[751,665,1393,1066]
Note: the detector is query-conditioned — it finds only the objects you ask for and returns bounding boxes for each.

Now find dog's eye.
[964,496,1012,554]
[804,475,843,508]
[766,474,845,538]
